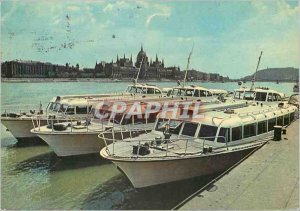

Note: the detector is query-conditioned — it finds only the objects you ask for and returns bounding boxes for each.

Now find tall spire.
[141,43,143,51]
[117,54,119,62]
[156,53,158,62]
[130,54,132,62]
[124,53,125,59]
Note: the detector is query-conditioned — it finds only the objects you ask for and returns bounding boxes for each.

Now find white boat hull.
[36,133,103,156]
[110,146,258,188]
[1,118,47,139]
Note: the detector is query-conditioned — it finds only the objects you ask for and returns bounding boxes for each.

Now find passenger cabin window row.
[172,88,212,97]
[156,111,295,143]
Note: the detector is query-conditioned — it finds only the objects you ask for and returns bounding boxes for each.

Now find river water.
[1,81,295,209]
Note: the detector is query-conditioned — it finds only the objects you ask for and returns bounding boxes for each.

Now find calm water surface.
[1,81,295,209]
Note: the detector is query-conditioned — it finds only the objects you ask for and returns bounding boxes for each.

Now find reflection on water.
[82,173,220,210]
[13,153,110,174]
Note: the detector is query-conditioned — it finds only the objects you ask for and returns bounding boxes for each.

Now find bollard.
[273,125,282,141]
[282,127,287,135]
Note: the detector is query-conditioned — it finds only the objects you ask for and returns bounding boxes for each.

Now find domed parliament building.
[95,45,180,80]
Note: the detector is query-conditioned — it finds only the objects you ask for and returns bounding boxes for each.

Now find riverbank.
[178,119,299,210]
[1,78,230,83]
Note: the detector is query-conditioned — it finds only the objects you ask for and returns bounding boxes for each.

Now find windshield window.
[234,91,244,99]
[48,102,55,111]
[76,106,87,114]
[53,103,61,112]
[217,128,230,143]
[65,107,75,115]
[59,104,68,113]
[198,124,218,141]
[181,122,198,136]
[243,91,255,100]
[185,89,194,96]
[255,92,267,101]
[174,88,183,96]
[155,118,183,134]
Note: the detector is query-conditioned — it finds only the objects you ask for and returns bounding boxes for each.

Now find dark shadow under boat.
[81,172,222,210]
[11,152,110,174]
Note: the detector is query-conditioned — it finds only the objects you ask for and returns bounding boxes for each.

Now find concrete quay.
[178,120,299,210]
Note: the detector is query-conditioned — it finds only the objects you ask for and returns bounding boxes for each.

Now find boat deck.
[178,119,299,210]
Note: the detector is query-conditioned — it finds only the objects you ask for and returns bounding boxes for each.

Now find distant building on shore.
[1,45,229,82]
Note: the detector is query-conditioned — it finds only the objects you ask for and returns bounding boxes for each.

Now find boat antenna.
[134,57,144,85]
[250,51,263,91]
[183,44,194,88]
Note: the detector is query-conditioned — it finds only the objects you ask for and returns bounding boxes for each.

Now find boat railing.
[99,129,228,158]
[237,107,277,117]
[1,104,43,117]
[31,114,96,133]
[31,114,155,134]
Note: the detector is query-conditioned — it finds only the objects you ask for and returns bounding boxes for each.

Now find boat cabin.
[169,85,214,97]
[233,87,284,102]
[46,97,94,116]
[125,84,163,95]
[154,102,297,147]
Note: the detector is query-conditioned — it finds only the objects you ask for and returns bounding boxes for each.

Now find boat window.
[147,113,158,123]
[59,104,68,113]
[290,112,295,122]
[198,124,218,141]
[65,106,75,115]
[243,123,256,138]
[122,115,133,125]
[234,91,244,99]
[155,118,168,131]
[268,118,276,131]
[272,93,278,101]
[267,94,273,102]
[243,91,255,100]
[207,91,212,96]
[111,113,123,124]
[284,114,289,125]
[181,122,198,136]
[171,88,180,96]
[258,121,267,135]
[255,92,267,101]
[155,89,161,94]
[277,116,284,126]
[76,106,88,114]
[185,89,194,96]
[133,115,147,124]
[53,103,61,112]
[232,126,242,141]
[276,94,281,101]
[217,128,230,143]
[169,120,183,134]
[200,90,207,97]
[194,90,200,97]
[147,88,155,94]
[48,102,54,111]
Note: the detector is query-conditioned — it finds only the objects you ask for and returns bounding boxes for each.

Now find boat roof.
[234,87,283,95]
[172,85,210,91]
[127,83,161,89]
[209,89,228,94]
[158,102,297,128]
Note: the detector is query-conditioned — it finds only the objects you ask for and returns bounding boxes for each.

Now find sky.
[1,0,299,78]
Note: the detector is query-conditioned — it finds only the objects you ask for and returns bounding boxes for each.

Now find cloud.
[146,13,170,27]
[103,1,130,13]
[177,37,192,42]
[67,6,80,11]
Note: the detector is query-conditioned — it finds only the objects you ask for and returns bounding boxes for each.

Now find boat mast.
[183,45,194,88]
[134,57,144,85]
[250,51,263,91]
